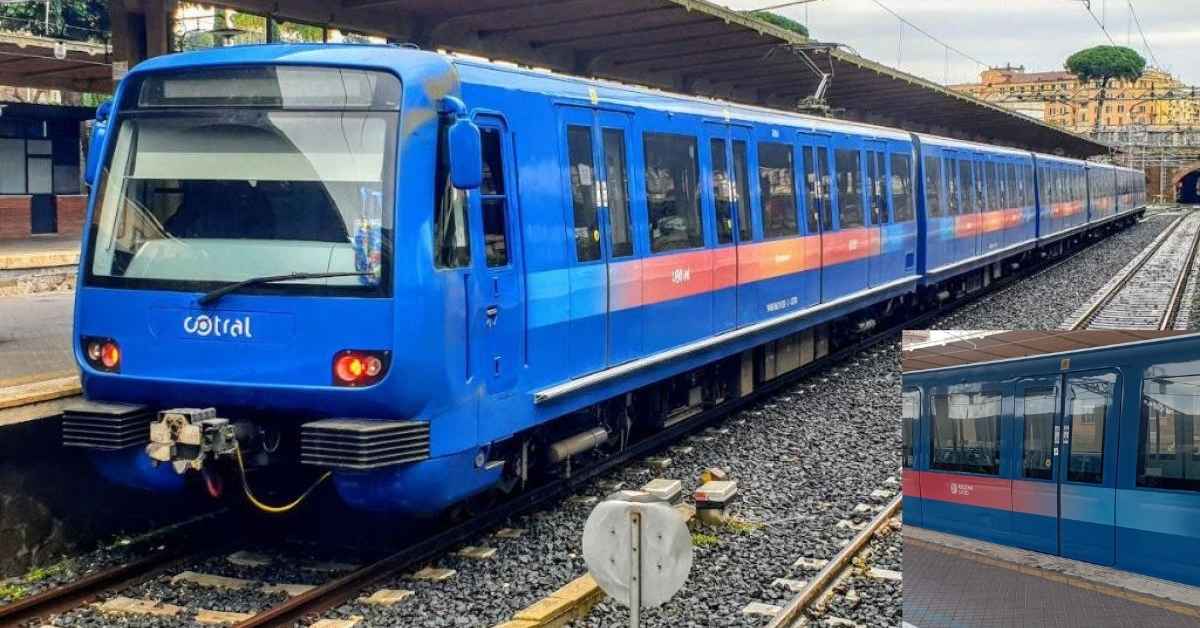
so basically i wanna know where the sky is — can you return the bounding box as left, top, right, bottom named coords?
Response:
left=716, top=0, right=1199, bottom=87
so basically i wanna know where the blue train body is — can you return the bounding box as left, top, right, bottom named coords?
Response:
left=71, top=44, right=1146, bottom=515
left=903, top=334, right=1200, bottom=587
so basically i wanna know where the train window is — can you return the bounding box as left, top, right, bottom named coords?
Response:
left=1138, top=374, right=1200, bottom=492
left=902, top=389, right=919, bottom=468
left=733, top=141, right=752, bottom=242
left=1065, top=373, right=1116, bottom=484
left=958, top=160, right=976, bottom=214
left=805, top=146, right=832, bottom=233
left=1006, top=164, right=1018, bottom=208
left=923, top=156, right=943, bottom=218
left=973, top=162, right=987, bottom=212
left=567, top=125, right=601, bottom=262
left=644, top=132, right=703, bottom=253
left=930, top=392, right=1001, bottom=476
left=985, top=162, right=1000, bottom=211
left=480, top=128, right=509, bottom=268
left=1021, top=387, right=1057, bottom=481
left=817, top=147, right=833, bottom=232
left=435, top=178, right=470, bottom=268
left=867, top=151, right=886, bottom=225
left=834, top=148, right=864, bottom=229
left=603, top=129, right=634, bottom=258
left=891, top=153, right=914, bottom=222
left=945, top=158, right=960, bottom=215
left=758, top=142, right=799, bottom=239
left=711, top=138, right=734, bottom=245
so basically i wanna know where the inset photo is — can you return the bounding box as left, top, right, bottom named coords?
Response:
left=902, top=330, right=1200, bottom=628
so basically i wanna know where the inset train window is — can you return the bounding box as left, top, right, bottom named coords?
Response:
left=923, top=156, right=943, bottom=218
left=758, top=141, right=798, bottom=239
left=834, top=148, right=863, bottom=229
left=891, top=153, right=914, bottom=223
left=1021, top=387, right=1057, bottom=481
left=711, top=138, right=734, bottom=244
left=733, top=140, right=752, bottom=242
left=1138, top=374, right=1200, bottom=492
left=1066, top=372, right=1116, bottom=484
left=603, top=129, right=634, bottom=258
left=567, top=125, right=600, bottom=262
left=480, top=128, right=509, bottom=268
left=644, top=132, right=703, bottom=253
left=930, top=391, right=1001, bottom=475
left=902, top=389, right=919, bottom=468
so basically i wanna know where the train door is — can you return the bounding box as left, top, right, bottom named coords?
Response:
left=703, top=122, right=738, bottom=333
left=560, top=106, right=606, bottom=375
left=729, top=126, right=756, bottom=325
left=596, top=111, right=642, bottom=365
left=824, top=137, right=870, bottom=300
left=470, top=118, right=525, bottom=397
left=1058, top=369, right=1120, bottom=566
left=799, top=135, right=830, bottom=307
left=865, top=142, right=888, bottom=287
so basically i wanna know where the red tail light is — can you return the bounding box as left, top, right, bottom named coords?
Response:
left=333, top=350, right=389, bottom=387
left=82, top=336, right=120, bottom=373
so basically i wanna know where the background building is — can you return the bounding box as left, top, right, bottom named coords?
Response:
left=951, top=64, right=1199, bottom=132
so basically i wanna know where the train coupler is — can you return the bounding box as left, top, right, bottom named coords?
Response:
left=146, top=407, right=243, bottom=474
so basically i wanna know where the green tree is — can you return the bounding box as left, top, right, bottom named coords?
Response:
left=0, top=0, right=108, bottom=42
left=749, top=11, right=809, bottom=38
left=1065, top=45, right=1146, bottom=131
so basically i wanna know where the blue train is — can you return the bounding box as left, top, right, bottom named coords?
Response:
left=66, top=44, right=1145, bottom=515
left=903, top=334, right=1200, bottom=587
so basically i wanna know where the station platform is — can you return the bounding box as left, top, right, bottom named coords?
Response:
left=904, top=527, right=1200, bottom=627
left=0, top=235, right=80, bottom=296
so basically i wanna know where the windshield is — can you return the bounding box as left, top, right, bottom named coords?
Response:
left=86, top=68, right=398, bottom=297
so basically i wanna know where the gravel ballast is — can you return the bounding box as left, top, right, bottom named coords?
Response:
left=306, top=343, right=903, bottom=628
left=934, top=214, right=1175, bottom=330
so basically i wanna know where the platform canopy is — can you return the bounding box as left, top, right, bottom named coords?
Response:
left=0, top=31, right=112, bottom=93
left=162, top=0, right=1111, bottom=158
left=901, top=330, right=1185, bottom=372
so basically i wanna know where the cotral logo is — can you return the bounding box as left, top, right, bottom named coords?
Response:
left=183, top=314, right=253, bottom=338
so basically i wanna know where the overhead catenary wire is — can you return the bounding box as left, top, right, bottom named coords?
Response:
left=1125, top=0, right=1160, bottom=67
left=866, top=0, right=991, bottom=71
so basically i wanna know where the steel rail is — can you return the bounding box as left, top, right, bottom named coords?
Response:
left=1160, top=217, right=1200, bottom=330
left=0, top=511, right=234, bottom=626
left=766, top=495, right=902, bottom=628
left=1070, top=212, right=1189, bottom=330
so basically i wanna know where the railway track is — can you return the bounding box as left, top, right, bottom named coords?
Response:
left=767, top=496, right=902, bottom=628
left=1065, top=210, right=1200, bottom=330
left=0, top=216, right=1145, bottom=627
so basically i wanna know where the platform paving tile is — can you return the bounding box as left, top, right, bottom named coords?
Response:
left=905, top=540, right=1198, bottom=627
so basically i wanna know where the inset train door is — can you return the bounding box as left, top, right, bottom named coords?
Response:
left=1011, top=370, right=1120, bottom=565
left=1058, top=369, right=1119, bottom=566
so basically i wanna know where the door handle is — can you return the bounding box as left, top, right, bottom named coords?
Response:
left=485, top=305, right=499, bottom=327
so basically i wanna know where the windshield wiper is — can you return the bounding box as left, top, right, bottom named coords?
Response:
left=198, top=271, right=374, bottom=306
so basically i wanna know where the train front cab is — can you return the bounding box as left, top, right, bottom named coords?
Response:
left=903, top=336, right=1200, bottom=587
